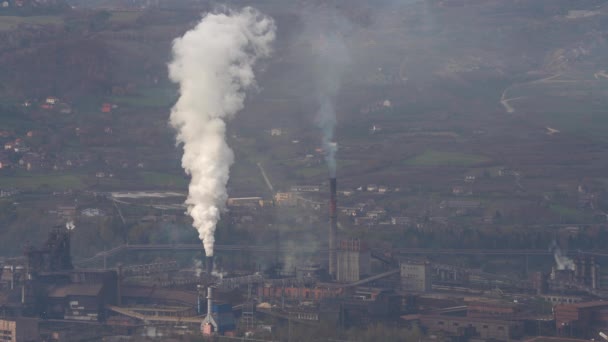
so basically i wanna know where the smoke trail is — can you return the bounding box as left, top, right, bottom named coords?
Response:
left=550, top=241, right=575, bottom=270
left=314, top=31, right=350, bottom=177
left=168, top=8, right=275, bottom=257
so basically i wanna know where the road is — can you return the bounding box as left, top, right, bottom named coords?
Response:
left=257, top=162, right=274, bottom=193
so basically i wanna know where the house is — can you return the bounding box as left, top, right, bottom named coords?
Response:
left=270, top=128, right=282, bottom=136
left=45, top=96, right=59, bottom=105
left=81, top=208, right=105, bottom=217
left=391, top=217, right=411, bottom=225
left=101, top=103, right=112, bottom=113
left=370, top=124, right=383, bottom=133
left=0, top=158, right=10, bottom=169
left=366, top=210, right=387, bottom=219
left=366, top=184, right=378, bottom=192
left=498, top=168, right=521, bottom=177
left=465, top=175, right=476, bottom=183
left=341, top=207, right=360, bottom=217
left=378, top=186, right=388, bottom=194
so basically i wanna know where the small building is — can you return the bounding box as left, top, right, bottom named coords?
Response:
left=420, top=315, right=523, bottom=341
left=101, top=103, right=113, bottom=113
left=0, top=318, right=39, bottom=342
left=226, top=197, right=263, bottom=208
left=391, top=217, right=411, bottom=226
left=81, top=208, right=105, bottom=217
left=270, top=128, right=282, bottom=136
left=45, top=97, right=59, bottom=105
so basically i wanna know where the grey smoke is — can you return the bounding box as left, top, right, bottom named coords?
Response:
left=168, top=8, right=275, bottom=257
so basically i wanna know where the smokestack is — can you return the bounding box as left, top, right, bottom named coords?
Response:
left=329, top=177, right=337, bottom=278
left=207, top=286, right=214, bottom=318
left=206, top=256, right=214, bottom=275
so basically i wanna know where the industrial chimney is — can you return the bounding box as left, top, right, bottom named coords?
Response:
left=206, top=256, right=214, bottom=275
left=329, top=177, right=337, bottom=278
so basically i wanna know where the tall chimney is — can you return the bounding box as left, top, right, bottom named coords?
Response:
left=207, top=286, right=213, bottom=317
left=206, top=256, right=214, bottom=275
left=329, top=177, right=337, bottom=278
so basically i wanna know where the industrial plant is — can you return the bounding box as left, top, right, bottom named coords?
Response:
left=0, top=178, right=605, bottom=341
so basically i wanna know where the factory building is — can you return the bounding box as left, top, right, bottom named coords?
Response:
left=420, top=315, right=524, bottom=341
left=400, top=260, right=431, bottom=292
left=336, top=239, right=370, bottom=283
left=554, top=301, right=608, bottom=338
left=0, top=317, right=38, bottom=342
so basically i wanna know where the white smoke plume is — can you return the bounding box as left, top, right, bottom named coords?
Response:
left=550, top=241, right=575, bottom=270
left=168, top=8, right=275, bottom=257
left=66, top=220, right=75, bottom=231
left=311, top=23, right=350, bottom=178
left=194, top=259, right=202, bottom=278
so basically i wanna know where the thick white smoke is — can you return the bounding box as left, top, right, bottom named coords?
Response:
left=168, top=8, right=275, bottom=257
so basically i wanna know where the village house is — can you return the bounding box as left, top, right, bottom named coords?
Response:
left=366, top=209, right=387, bottom=220
left=270, top=128, right=282, bottom=136
left=391, top=217, right=411, bottom=225
left=101, top=103, right=113, bottom=113
left=366, top=184, right=378, bottom=192
left=81, top=208, right=105, bottom=217
left=0, top=189, right=19, bottom=197
left=341, top=207, right=360, bottom=217
left=452, top=186, right=472, bottom=196
left=45, top=96, right=59, bottom=105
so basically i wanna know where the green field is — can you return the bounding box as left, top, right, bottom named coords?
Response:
left=0, top=172, right=85, bottom=190
left=139, top=171, right=188, bottom=188
left=110, top=87, right=177, bottom=108
left=0, top=15, right=63, bottom=31
left=405, top=150, right=489, bottom=167
left=109, top=11, right=141, bottom=24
